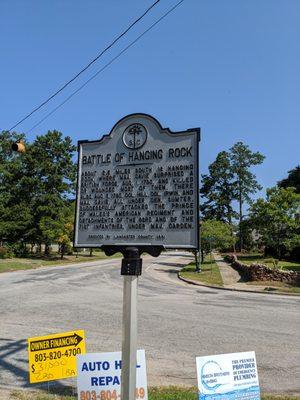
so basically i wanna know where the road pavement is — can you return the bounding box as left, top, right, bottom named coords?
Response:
left=0, top=252, right=299, bottom=394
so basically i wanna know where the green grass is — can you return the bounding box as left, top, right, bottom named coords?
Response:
left=0, top=251, right=121, bottom=273
left=236, top=253, right=300, bottom=272
left=180, top=256, right=223, bottom=286
left=7, top=388, right=300, bottom=400
left=246, top=280, right=300, bottom=294
left=149, top=386, right=196, bottom=399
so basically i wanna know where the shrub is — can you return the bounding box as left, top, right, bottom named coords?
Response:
left=10, top=243, right=30, bottom=257
left=0, top=246, right=14, bottom=259
left=65, top=242, right=73, bottom=255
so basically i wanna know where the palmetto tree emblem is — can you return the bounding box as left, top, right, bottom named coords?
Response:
left=123, top=123, right=147, bottom=149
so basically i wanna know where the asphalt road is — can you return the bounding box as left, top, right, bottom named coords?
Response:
left=0, top=252, right=299, bottom=394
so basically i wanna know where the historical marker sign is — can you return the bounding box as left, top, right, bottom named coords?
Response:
left=28, top=330, right=86, bottom=383
left=74, top=113, right=200, bottom=249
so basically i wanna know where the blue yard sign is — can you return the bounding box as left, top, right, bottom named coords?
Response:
left=76, top=350, right=148, bottom=400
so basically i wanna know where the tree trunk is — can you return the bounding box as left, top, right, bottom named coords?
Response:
left=89, top=248, right=93, bottom=257
left=231, top=227, right=236, bottom=253
left=227, top=213, right=236, bottom=253
left=201, top=249, right=204, bottom=263
left=44, top=243, right=50, bottom=257
left=61, top=244, right=65, bottom=259
left=239, top=185, right=243, bottom=252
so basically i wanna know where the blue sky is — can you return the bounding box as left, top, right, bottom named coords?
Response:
left=1, top=0, right=299, bottom=201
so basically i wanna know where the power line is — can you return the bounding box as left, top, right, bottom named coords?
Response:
left=26, top=0, right=185, bottom=134
left=8, top=0, right=161, bottom=132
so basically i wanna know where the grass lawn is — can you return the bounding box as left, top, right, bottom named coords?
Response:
left=246, top=280, right=300, bottom=294
left=0, top=251, right=121, bottom=273
left=7, top=388, right=300, bottom=400
left=180, top=256, right=223, bottom=286
left=236, top=253, right=300, bottom=272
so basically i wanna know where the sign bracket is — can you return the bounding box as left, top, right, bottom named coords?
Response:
left=102, top=245, right=164, bottom=259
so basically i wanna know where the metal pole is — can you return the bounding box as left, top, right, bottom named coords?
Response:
left=120, top=247, right=142, bottom=400
left=121, top=275, right=138, bottom=400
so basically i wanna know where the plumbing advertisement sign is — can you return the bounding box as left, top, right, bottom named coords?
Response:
left=77, top=349, right=148, bottom=400
left=196, top=351, right=260, bottom=400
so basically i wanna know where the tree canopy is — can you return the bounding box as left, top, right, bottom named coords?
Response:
left=201, top=141, right=265, bottom=250
left=278, top=165, right=300, bottom=194
left=248, top=187, right=300, bottom=259
left=200, top=219, right=235, bottom=261
left=0, top=130, right=76, bottom=256
left=200, top=151, right=237, bottom=224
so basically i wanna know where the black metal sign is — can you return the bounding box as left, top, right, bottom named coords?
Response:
left=74, top=113, right=200, bottom=253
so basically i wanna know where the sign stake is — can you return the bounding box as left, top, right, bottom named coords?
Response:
left=121, top=247, right=141, bottom=400
left=121, top=275, right=138, bottom=400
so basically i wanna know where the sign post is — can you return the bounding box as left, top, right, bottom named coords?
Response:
left=122, top=264, right=138, bottom=398
left=122, top=275, right=138, bottom=400
left=120, top=248, right=140, bottom=400
left=74, top=113, right=200, bottom=400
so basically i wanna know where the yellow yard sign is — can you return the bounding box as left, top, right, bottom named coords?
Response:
left=28, top=330, right=85, bottom=383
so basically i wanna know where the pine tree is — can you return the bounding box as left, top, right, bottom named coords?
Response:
left=230, top=142, right=265, bottom=250
left=278, top=166, right=300, bottom=193
left=200, top=151, right=237, bottom=224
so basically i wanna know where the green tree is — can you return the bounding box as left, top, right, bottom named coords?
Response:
left=200, top=220, right=235, bottom=262
left=56, top=201, right=74, bottom=259
left=278, top=165, right=300, bottom=194
left=0, top=130, right=76, bottom=255
left=248, top=187, right=300, bottom=259
left=26, top=130, right=76, bottom=254
left=0, top=131, right=33, bottom=245
left=39, top=203, right=74, bottom=258
left=200, top=151, right=237, bottom=224
left=230, top=142, right=265, bottom=250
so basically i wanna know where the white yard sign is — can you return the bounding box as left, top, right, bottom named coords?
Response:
left=77, top=350, right=148, bottom=400
left=196, top=351, right=260, bottom=400
left=74, top=113, right=200, bottom=249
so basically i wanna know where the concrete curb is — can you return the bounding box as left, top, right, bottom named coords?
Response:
left=178, top=272, right=300, bottom=297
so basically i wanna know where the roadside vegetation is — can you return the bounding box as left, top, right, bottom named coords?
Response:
left=7, top=388, right=300, bottom=400
left=236, top=253, right=300, bottom=272
left=0, top=131, right=77, bottom=261
left=180, top=256, right=223, bottom=286
left=234, top=252, right=300, bottom=293
left=200, top=148, right=299, bottom=290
